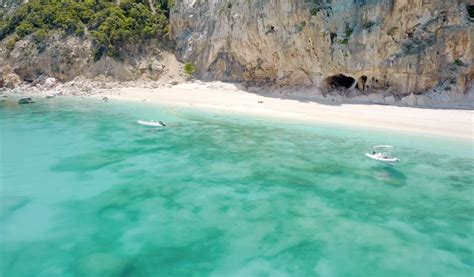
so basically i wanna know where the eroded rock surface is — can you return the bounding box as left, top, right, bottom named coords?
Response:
left=0, top=36, right=184, bottom=84
left=171, top=0, right=473, bottom=98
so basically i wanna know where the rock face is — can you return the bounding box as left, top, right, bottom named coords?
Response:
left=6, top=35, right=93, bottom=82
left=0, top=35, right=182, bottom=83
left=171, top=0, right=473, bottom=97
left=3, top=72, right=22, bottom=89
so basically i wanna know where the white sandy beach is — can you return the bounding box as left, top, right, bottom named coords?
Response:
left=90, top=82, right=474, bottom=140
left=5, top=80, right=472, bottom=139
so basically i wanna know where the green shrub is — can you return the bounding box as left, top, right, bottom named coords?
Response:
left=310, top=8, right=319, bottom=16
left=345, top=24, right=353, bottom=37
left=453, top=58, right=464, bottom=66
left=339, top=38, right=349, bottom=45
left=16, top=21, right=34, bottom=37
left=183, top=62, right=196, bottom=75
left=362, top=17, right=375, bottom=30
left=0, top=18, right=7, bottom=39
left=32, top=29, right=48, bottom=43
left=6, top=35, right=20, bottom=50
left=2, top=0, right=170, bottom=60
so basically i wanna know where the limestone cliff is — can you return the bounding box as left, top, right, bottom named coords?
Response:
left=0, top=34, right=184, bottom=86
left=171, top=0, right=473, bottom=98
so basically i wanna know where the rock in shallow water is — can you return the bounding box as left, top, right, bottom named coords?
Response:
left=18, top=97, right=35, bottom=104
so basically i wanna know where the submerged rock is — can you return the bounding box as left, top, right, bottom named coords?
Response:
left=0, top=196, right=31, bottom=219
left=75, top=253, right=129, bottom=276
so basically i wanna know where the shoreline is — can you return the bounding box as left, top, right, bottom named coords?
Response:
left=4, top=81, right=473, bottom=140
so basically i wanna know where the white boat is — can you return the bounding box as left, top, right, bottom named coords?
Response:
left=137, top=120, right=166, bottom=127
left=365, top=145, right=400, bottom=165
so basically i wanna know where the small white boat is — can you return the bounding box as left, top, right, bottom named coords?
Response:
left=137, top=120, right=166, bottom=127
left=365, top=145, right=400, bottom=165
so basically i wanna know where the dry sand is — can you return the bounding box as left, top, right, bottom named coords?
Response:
left=98, top=82, right=473, bottom=140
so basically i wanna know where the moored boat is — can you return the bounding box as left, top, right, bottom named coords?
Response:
left=137, top=120, right=166, bottom=127
left=366, top=145, right=400, bottom=165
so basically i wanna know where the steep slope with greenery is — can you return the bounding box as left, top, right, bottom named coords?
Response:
left=0, top=0, right=183, bottom=83
left=1, top=0, right=170, bottom=60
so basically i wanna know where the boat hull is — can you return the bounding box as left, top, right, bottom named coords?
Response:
left=365, top=153, right=400, bottom=165
left=137, top=120, right=165, bottom=127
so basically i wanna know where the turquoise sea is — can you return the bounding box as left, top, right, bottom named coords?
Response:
left=1, top=97, right=473, bottom=276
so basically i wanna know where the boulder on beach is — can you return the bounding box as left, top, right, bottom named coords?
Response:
left=44, top=77, right=57, bottom=88
left=401, top=93, right=417, bottom=106
left=18, top=97, right=35, bottom=104
left=150, top=59, right=164, bottom=73
left=5, top=73, right=22, bottom=89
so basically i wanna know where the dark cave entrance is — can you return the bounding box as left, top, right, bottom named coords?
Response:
left=467, top=4, right=474, bottom=19
left=324, top=74, right=356, bottom=89
left=355, top=75, right=368, bottom=90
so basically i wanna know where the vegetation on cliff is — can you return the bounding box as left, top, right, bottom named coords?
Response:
left=0, top=0, right=170, bottom=60
left=183, top=62, right=196, bottom=76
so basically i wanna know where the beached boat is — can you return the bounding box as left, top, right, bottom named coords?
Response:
left=365, top=145, right=400, bottom=165
left=137, top=120, right=166, bottom=127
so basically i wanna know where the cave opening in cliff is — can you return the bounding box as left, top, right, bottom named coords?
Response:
left=355, top=75, right=368, bottom=91
left=325, top=74, right=355, bottom=90
left=467, top=5, right=474, bottom=19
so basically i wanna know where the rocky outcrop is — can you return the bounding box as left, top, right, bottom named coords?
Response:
left=4, top=73, right=21, bottom=89
left=0, top=35, right=185, bottom=85
left=171, top=0, right=473, bottom=98
left=7, top=35, right=93, bottom=82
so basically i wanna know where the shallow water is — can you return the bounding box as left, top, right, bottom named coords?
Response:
left=1, top=97, right=473, bottom=276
